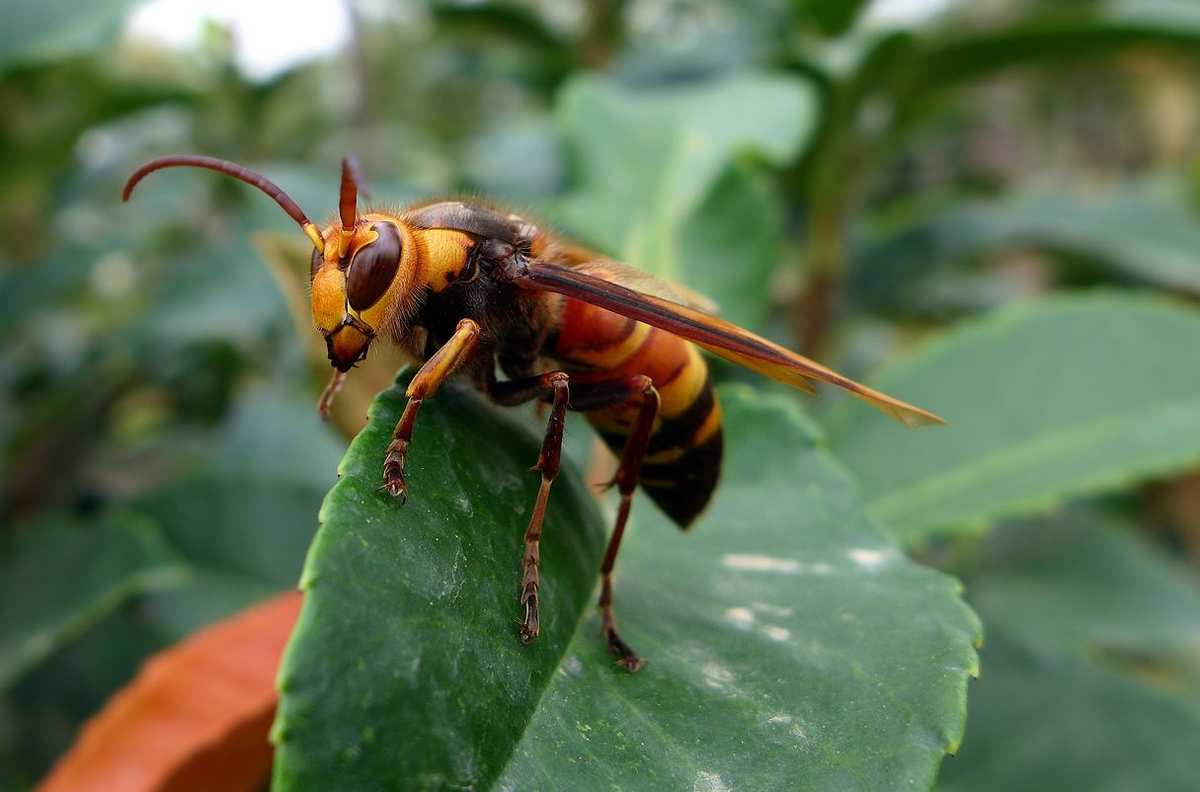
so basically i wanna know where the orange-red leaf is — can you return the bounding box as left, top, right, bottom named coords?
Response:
left=38, top=591, right=301, bottom=792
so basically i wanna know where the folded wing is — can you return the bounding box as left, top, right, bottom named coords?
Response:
left=512, top=261, right=943, bottom=427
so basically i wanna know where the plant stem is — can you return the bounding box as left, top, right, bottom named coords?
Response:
left=580, top=0, right=626, bottom=69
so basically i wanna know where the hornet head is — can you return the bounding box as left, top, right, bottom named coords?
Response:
left=123, top=154, right=415, bottom=415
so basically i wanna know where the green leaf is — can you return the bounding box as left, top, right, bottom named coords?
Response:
left=495, top=387, right=980, bottom=790
left=795, top=0, right=872, bottom=36
left=1104, top=0, right=1200, bottom=30
left=863, top=176, right=1200, bottom=297
left=801, top=8, right=1200, bottom=211
left=0, top=0, right=139, bottom=71
left=892, top=16, right=1200, bottom=122
left=430, top=1, right=575, bottom=88
left=1, top=601, right=173, bottom=784
left=271, top=374, right=607, bottom=789
left=555, top=73, right=815, bottom=276
left=828, top=294, right=1200, bottom=545
left=674, top=160, right=785, bottom=329
left=273, top=377, right=980, bottom=790
left=134, top=387, right=346, bottom=636
left=967, top=509, right=1200, bottom=660
left=0, top=388, right=342, bottom=781
left=943, top=633, right=1200, bottom=792
left=939, top=510, right=1200, bottom=791
left=0, top=514, right=188, bottom=691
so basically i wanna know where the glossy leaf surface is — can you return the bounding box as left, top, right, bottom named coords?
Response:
left=273, top=377, right=980, bottom=790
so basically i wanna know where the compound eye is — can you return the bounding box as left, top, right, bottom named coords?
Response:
left=346, top=222, right=402, bottom=310
left=309, top=247, right=323, bottom=281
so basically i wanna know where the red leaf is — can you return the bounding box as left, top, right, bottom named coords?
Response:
left=38, top=591, right=302, bottom=792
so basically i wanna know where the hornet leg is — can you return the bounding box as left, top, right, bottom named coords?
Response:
left=489, top=371, right=571, bottom=644
left=592, top=376, right=659, bottom=672
left=488, top=371, right=660, bottom=669
left=382, top=319, right=480, bottom=502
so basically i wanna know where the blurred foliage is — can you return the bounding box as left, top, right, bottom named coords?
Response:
left=829, top=294, right=1200, bottom=545
left=940, top=509, right=1200, bottom=791
left=2, top=0, right=1200, bottom=789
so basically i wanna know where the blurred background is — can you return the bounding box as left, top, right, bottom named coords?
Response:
left=3, top=0, right=1200, bottom=789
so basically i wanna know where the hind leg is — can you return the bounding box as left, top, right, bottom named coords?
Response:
left=592, top=376, right=659, bottom=671
left=488, top=372, right=659, bottom=670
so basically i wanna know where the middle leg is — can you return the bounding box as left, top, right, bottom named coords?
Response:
left=490, top=371, right=571, bottom=643
left=488, top=371, right=660, bottom=667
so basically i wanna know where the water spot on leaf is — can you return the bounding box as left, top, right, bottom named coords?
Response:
left=763, top=625, right=791, bottom=642
left=559, top=655, right=583, bottom=677
left=752, top=602, right=794, bottom=617
left=721, top=554, right=800, bottom=573
left=766, top=712, right=810, bottom=744
left=701, top=662, right=734, bottom=690
left=722, top=554, right=834, bottom=576
left=847, top=547, right=891, bottom=571
left=724, top=606, right=755, bottom=628
left=694, top=770, right=732, bottom=792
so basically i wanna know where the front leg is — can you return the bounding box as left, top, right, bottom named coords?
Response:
left=382, top=319, right=481, bottom=501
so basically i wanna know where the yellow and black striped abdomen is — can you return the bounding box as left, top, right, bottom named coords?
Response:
left=551, top=296, right=723, bottom=528
left=625, top=376, right=723, bottom=528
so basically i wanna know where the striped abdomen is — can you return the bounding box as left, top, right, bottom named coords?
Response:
left=549, top=296, right=723, bottom=528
